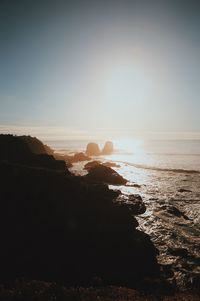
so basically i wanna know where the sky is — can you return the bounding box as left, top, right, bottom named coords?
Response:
left=0, top=0, right=200, bottom=140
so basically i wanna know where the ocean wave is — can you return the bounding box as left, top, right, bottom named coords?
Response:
left=118, top=161, right=200, bottom=174
left=114, top=150, right=200, bottom=156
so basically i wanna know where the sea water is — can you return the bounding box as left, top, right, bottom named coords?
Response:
left=44, top=138, right=200, bottom=288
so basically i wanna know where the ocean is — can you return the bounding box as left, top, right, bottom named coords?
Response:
left=44, top=138, right=200, bottom=288
left=44, top=138, right=200, bottom=172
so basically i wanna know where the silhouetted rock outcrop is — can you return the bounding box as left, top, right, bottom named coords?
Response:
left=84, top=161, right=120, bottom=171
left=84, top=160, right=101, bottom=170
left=55, top=152, right=91, bottom=166
left=85, top=164, right=127, bottom=185
left=72, top=152, right=91, bottom=162
left=117, top=194, right=146, bottom=215
left=0, top=134, right=160, bottom=287
left=103, top=161, right=120, bottom=168
left=86, top=143, right=100, bottom=156
left=20, top=135, right=50, bottom=154
left=102, top=141, right=114, bottom=155
left=0, top=134, right=67, bottom=172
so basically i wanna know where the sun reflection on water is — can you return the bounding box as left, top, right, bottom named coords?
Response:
left=104, top=138, right=156, bottom=171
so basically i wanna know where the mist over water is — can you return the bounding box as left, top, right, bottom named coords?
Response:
left=45, top=138, right=200, bottom=172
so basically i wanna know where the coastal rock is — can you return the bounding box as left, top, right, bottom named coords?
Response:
left=102, top=161, right=120, bottom=168
left=86, top=143, right=101, bottom=156
left=84, top=160, right=101, bottom=171
left=55, top=152, right=91, bottom=165
left=85, top=164, right=127, bottom=185
left=20, top=135, right=50, bottom=154
left=126, top=182, right=141, bottom=188
left=178, top=188, right=192, bottom=193
left=117, top=194, right=146, bottom=215
left=101, top=141, right=114, bottom=155
left=84, top=160, right=120, bottom=171
left=72, top=152, right=90, bottom=162
left=127, top=194, right=146, bottom=215
left=166, top=206, right=190, bottom=220
left=167, top=247, right=188, bottom=258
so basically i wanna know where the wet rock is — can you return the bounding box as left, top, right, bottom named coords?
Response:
left=126, top=183, right=141, bottom=188
left=72, top=152, right=91, bottom=162
left=102, top=161, right=120, bottom=168
left=84, top=160, right=101, bottom=171
left=168, top=247, right=189, bottom=258
left=117, top=194, right=146, bottom=215
left=85, top=164, right=127, bottom=185
left=127, top=194, right=146, bottom=215
left=178, top=188, right=192, bottom=193
left=101, top=141, right=114, bottom=155
left=58, top=152, right=91, bottom=165
left=166, top=206, right=190, bottom=220
left=190, top=273, right=200, bottom=291
left=84, top=161, right=120, bottom=171
left=160, top=264, right=174, bottom=278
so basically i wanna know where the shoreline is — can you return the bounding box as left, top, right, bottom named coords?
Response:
left=0, top=135, right=199, bottom=298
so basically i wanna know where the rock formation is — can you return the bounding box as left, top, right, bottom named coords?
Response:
left=85, top=164, right=127, bottom=185
left=86, top=142, right=101, bottom=156
left=0, top=134, right=160, bottom=287
left=84, top=160, right=101, bottom=170
left=101, top=141, right=114, bottom=155
left=0, top=134, right=67, bottom=172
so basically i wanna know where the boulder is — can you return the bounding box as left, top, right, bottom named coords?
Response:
left=85, top=164, right=127, bottom=185
left=166, top=206, right=189, bottom=220
left=102, top=161, right=120, bottom=168
left=84, top=160, right=101, bottom=171
left=84, top=161, right=120, bottom=171
left=55, top=152, right=91, bottom=165
left=178, top=188, right=192, bottom=193
left=167, top=247, right=188, bottom=258
left=0, top=134, right=68, bottom=172
left=127, top=194, right=146, bottom=215
left=101, top=141, right=114, bottom=155
left=126, top=183, right=141, bottom=188
left=117, top=194, right=146, bottom=215
left=86, top=143, right=101, bottom=156
left=72, top=152, right=90, bottom=162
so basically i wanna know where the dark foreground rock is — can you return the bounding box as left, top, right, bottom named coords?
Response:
left=0, top=134, right=67, bottom=172
left=84, top=160, right=101, bottom=170
left=0, top=135, right=159, bottom=287
left=85, top=164, right=127, bottom=185
left=1, top=280, right=199, bottom=301
left=117, top=194, right=146, bottom=215
left=86, top=143, right=101, bottom=156
left=84, top=161, right=120, bottom=171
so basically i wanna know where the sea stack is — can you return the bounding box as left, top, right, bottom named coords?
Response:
left=86, top=142, right=101, bottom=156
left=102, top=141, right=114, bottom=155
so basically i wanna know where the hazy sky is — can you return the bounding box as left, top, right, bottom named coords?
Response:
left=0, top=0, right=200, bottom=139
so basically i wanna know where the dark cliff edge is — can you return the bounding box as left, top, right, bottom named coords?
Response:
left=1, top=134, right=191, bottom=300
